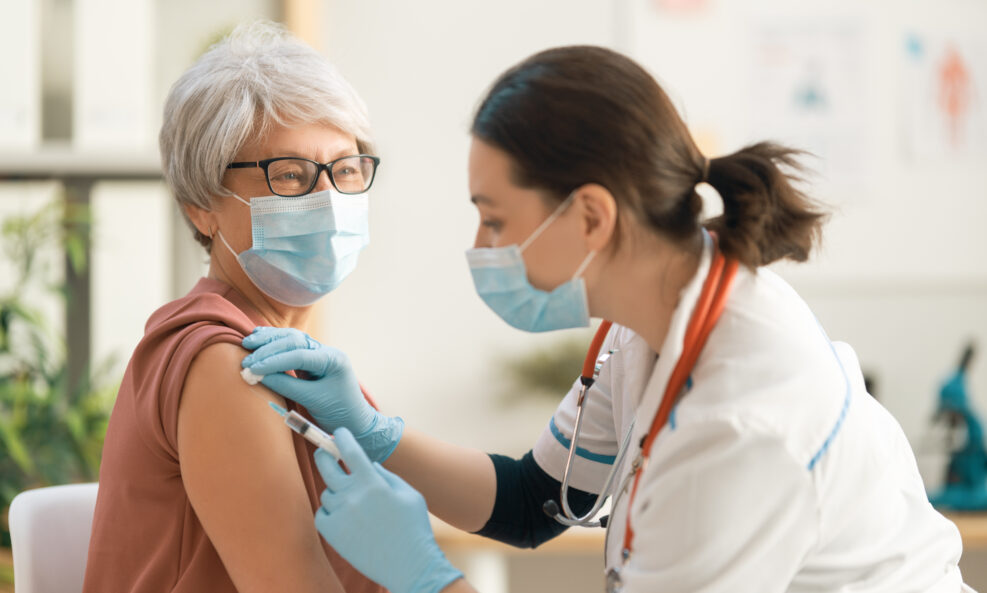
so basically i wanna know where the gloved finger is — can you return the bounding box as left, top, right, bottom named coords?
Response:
left=242, top=326, right=304, bottom=350
left=245, top=347, right=328, bottom=377
left=314, top=507, right=341, bottom=543
left=319, top=486, right=351, bottom=514
left=242, top=326, right=284, bottom=350
left=332, top=427, right=375, bottom=477
left=242, top=334, right=316, bottom=369
left=258, top=373, right=317, bottom=405
left=314, top=448, right=349, bottom=493
left=242, top=333, right=310, bottom=365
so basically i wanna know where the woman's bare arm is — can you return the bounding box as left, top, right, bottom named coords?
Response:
left=178, top=342, right=343, bottom=593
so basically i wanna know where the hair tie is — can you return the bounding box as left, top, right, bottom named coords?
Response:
left=701, top=157, right=710, bottom=183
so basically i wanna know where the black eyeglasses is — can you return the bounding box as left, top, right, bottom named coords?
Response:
left=226, top=154, right=380, bottom=197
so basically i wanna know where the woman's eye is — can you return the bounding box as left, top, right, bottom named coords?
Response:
left=481, top=220, right=502, bottom=231
left=269, top=166, right=307, bottom=185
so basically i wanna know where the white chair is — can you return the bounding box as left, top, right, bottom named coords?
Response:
left=9, top=483, right=99, bottom=593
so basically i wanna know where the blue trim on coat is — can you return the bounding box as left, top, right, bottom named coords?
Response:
left=807, top=341, right=853, bottom=471
left=549, top=417, right=617, bottom=465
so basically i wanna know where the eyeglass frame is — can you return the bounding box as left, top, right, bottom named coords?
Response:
left=226, top=154, right=381, bottom=197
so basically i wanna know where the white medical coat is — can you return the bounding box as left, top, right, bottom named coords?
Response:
left=532, top=234, right=970, bottom=592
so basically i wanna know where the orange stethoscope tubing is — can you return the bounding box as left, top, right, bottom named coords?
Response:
left=621, top=246, right=738, bottom=556
left=581, top=319, right=615, bottom=379
left=565, top=242, right=738, bottom=554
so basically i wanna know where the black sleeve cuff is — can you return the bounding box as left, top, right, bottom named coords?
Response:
left=473, top=450, right=599, bottom=548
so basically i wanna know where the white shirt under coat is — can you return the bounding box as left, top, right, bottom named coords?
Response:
left=532, top=233, right=971, bottom=592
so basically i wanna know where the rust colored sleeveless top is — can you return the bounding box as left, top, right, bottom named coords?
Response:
left=83, top=278, right=384, bottom=593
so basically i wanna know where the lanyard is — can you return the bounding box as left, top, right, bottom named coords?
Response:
left=620, top=246, right=738, bottom=558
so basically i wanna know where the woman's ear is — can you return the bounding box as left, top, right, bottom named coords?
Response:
left=184, top=203, right=217, bottom=239
left=574, top=183, right=618, bottom=252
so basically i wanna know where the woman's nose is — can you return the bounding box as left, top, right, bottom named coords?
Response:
left=473, top=226, right=495, bottom=249
left=314, top=170, right=333, bottom=193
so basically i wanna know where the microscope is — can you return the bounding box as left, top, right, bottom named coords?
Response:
left=928, top=343, right=987, bottom=511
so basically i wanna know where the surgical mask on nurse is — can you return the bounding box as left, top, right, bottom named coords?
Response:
left=466, top=192, right=597, bottom=333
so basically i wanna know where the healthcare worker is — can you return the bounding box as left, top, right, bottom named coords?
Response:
left=240, top=46, right=972, bottom=593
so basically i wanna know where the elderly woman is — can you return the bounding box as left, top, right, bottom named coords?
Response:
left=82, top=22, right=388, bottom=593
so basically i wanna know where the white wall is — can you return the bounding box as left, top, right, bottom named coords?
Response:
left=320, top=0, right=619, bottom=454
left=318, top=0, right=987, bottom=467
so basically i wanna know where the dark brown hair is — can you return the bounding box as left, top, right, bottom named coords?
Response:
left=470, top=45, right=825, bottom=268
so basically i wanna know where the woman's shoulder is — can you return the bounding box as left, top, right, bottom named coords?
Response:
left=715, top=265, right=836, bottom=368
left=119, top=279, right=259, bottom=452
left=143, top=277, right=257, bottom=341
left=682, top=265, right=860, bottom=465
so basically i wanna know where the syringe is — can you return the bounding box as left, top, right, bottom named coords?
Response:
left=269, top=402, right=341, bottom=459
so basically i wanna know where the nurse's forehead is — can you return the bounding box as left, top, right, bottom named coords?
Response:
left=468, top=138, right=515, bottom=185
left=468, top=167, right=521, bottom=209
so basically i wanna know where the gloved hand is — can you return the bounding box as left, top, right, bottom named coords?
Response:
left=241, top=327, right=404, bottom=462
left=314, top=428, right=464, bottom=593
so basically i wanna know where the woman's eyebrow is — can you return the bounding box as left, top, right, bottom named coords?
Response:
left=470, top=194, right=494, bottom=205
left=266, top=146, right=361, bottom=161
left=327, top=146, right=361, bottom=160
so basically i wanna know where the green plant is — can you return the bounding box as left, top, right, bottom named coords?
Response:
left=497, top=330, right=597, bottom=405
left=0, top=198, right=117, bottom=549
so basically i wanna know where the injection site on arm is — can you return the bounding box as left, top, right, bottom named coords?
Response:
left=241, top=367, right=264, bottom=385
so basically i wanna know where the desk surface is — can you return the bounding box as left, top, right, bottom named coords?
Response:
left=945, top=513, right=987, bottom=547
left=432, top=518, right=605, bottom=556
left=434, top=512, right=987, bottom=555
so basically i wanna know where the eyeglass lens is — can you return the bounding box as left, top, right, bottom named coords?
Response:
left=267, top=156, right=376, bottom=196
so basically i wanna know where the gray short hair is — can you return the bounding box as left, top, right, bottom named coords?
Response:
left=159, top=20, right=375, bottom=251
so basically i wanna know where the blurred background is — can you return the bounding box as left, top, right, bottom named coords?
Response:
left=0, top=0, right=985, bottom=591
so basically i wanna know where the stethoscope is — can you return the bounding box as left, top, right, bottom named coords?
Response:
left=542, top=237, right=739, bottom=554
left=541, top=319, right=635, bottom=528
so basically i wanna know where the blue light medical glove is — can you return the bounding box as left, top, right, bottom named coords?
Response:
left=314, top=428, right=464, bottom=593
left=241, top=327, right=404, bottom=462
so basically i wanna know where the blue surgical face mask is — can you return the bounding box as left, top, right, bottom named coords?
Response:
left=216, top=188, right=369, bottom=307
left=466, top=195, right=596, bottom=333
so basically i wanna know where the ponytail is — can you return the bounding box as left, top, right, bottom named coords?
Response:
left=470, top=46, right=827, bottom=269
left=704, top=142, right=826, bottom=268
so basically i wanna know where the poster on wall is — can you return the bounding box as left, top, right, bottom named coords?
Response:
left=901, top=32, right=987, bottom=161
left=746, top=22, right=869, bottom=193
left=651, top=0, right=710, bottom=16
